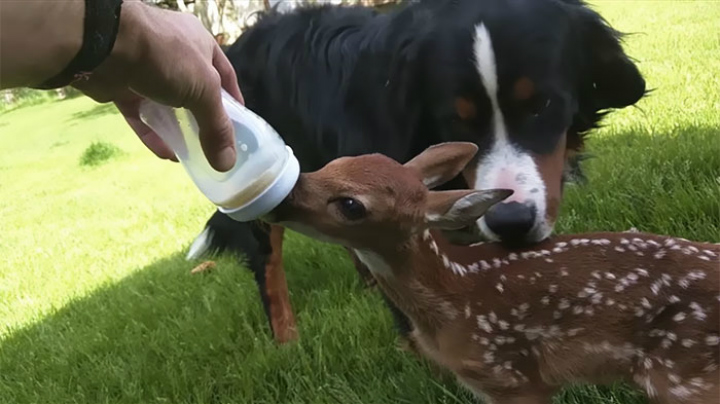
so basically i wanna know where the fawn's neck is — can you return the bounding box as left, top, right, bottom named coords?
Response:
left=353, top=229, right=494, bottom=332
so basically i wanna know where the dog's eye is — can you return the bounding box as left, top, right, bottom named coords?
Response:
left=528, top=97, right=551, bottom=117
left=335, top=198, right=367, bottom=221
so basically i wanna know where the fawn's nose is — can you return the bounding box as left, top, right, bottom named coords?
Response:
left=263, top=176, right=305, bottom=223
left=484, top=202, right=536, bottom=243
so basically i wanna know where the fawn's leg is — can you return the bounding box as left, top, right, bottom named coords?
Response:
left=257, top=223, right=298, bottom=343
left=379, top=291, right=422, bottom=357
left=345, top=247, right=377, bottom=288
left=344, top=249, right=421, bottom=357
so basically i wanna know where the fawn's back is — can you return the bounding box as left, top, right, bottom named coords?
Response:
left=418, top=229, right=720, bottom=396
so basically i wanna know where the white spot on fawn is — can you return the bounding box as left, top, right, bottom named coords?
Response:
left=477, top=315, right=493, bottom=333
left=669, top=385, right=693, bottom=399
left=690, top=302, right=707, bottom=320
left=673, top=312, right=686, bottom=322
left=489, top=312, right=498, bottom=323
left=635, top=268, right=649, bottom=277
left=641, top=297, right=652, bottom=309
left=567, top=328, right=584, bottom=337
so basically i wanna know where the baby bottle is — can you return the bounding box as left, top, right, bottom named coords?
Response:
left=138, top=90, right=300, bottom=222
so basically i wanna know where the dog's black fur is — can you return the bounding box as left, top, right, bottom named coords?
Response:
left=188, top=0, right=646, bottom=341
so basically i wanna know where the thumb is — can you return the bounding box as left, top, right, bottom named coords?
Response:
left=186, top=76, right=237, bottom=172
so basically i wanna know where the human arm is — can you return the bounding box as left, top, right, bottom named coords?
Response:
left=0, top=0, right=243, bottom=172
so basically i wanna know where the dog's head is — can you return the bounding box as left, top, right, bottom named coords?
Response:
left=397, top=0, right=645, bottom=246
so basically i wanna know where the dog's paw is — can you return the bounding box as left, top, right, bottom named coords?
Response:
left=190, top=260, right=216, bottom=274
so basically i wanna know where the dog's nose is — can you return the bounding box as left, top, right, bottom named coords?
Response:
left=484, top=201, right=536, bottom=243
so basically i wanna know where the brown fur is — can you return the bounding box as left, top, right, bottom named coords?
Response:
left=265, top=225, right=298, bottom=343
left=267, top=142, right=720, bottom=404
left=513, top=77, right=536, bottom=102
left=533, top=132, right=567, bottom=222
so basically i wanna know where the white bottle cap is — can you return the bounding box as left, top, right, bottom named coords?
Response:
left=217, top=145, right=300, bottom=222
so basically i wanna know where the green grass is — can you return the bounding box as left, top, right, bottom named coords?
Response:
left=1, top=2, right=719, bottom=403
left=79, top=141, right=125, bottom=167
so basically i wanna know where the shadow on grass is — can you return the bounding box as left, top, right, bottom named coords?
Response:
left=2, top=125, right=717, bottom=404
left=67, top=103, right=118, bottom=122
left=0, top=252, right=260, bottom=403
left=557, top=123, right=720, bottom=240
left=0, top=241, right=441, bottom=404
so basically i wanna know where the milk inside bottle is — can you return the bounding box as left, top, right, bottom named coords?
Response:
left=138, top=90, right=300, bottom=222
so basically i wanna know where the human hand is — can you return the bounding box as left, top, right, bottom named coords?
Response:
left=72, top=1, right=243, bottom=172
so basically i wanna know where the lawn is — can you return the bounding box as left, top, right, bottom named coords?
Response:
left=1, top=2, right=719, bottom=403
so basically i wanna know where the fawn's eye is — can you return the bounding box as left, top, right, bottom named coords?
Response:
left=335, top=197, right=367, bottom=221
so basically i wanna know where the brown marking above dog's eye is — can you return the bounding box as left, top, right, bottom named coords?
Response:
left=454, top=97, right=477, bottom=120
left=513, top=77, right=535, bottom=101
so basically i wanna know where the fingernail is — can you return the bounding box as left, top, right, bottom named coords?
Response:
left=216, top=145, right=236, bottom=172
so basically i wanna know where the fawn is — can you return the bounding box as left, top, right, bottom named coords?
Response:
left=264, top=142, right=719, bottom=404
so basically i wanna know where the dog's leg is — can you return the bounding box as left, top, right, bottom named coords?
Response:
left=246, top=238, right=274, bottom=335
left=262, top=224, right=298, bottom=343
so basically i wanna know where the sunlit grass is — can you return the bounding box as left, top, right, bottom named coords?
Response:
left=0, top=2, right=718, bottom=403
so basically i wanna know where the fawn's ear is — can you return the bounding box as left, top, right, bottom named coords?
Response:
left=425, top=189, right=513, bottom=230
left=405, top=142, right=479, bottom=189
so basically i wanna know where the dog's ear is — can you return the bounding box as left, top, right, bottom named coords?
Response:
left=577, top=7, right=646, bottom=109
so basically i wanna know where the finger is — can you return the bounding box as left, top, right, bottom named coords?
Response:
left=114, top=97, right=178, bottom=162
left=212, top=45, right=244, bottom=105
left=185, top=72, right=236, bottom=172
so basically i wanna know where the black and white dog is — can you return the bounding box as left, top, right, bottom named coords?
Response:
left=186, top=0, right=646, bottom=344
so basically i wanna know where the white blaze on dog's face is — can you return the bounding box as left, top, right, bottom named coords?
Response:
left=466, top=24, right=561, bottom=245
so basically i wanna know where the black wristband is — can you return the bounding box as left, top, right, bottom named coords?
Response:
left=34, top=0, right=124, bottom=89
